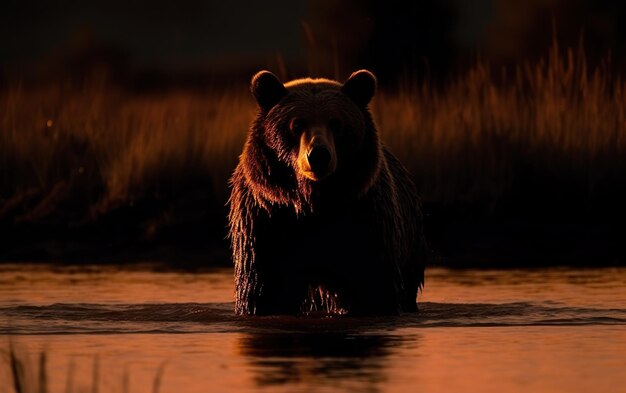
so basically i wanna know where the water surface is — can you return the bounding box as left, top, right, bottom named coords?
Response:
left=1, top=264, right=625, bottom=393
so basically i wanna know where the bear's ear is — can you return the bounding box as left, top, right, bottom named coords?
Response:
left=341, top=70, right=377, bottom=107
left=250, top=71, right=287, bottom=111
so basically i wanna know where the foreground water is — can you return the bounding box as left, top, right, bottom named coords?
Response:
left=0, top=265, right=625, bottom=393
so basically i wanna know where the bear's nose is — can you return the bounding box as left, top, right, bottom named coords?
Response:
left=307, top=145, right=332, bottom=174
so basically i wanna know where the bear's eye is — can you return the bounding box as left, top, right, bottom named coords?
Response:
left=328, top=118, right=343, bottom=134
left=290, top=118, right=305, bottom=134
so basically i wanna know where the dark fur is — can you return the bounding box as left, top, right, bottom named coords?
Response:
left=228, top=71, right=425, bottom=315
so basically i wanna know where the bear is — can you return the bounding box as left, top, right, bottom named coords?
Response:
left=228, top=69, right=426, bottom=316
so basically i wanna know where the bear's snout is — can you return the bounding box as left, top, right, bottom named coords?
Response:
left=298, top=130, right=337, bottom=181
left=307, top=144, right=332, bottom=174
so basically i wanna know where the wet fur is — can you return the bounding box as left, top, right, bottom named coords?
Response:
left=229, top=74, right=425, bottom=315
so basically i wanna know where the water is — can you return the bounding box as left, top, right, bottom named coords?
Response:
left=1, top=264, right=625, bottom=393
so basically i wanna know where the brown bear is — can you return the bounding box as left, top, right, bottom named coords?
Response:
left=228, top=70, right=425, bottom=316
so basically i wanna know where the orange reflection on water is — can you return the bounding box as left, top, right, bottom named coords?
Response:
left=4, top=327, right=625, bottom=393
left=1, top=265, right=625, bottom=393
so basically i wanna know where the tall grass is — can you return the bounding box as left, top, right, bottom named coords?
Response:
left=1, top=81, right=251, bottom=221
left=2, top=344, right=166, bottom=393
left=375, top=42, right=626, bottom=209
left=1, top=42, right=625, bottom=244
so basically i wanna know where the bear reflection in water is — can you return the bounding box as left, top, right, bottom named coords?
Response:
left=238, top=332, right=407, bottom=386
left=228, top=70, right=426, bottom=316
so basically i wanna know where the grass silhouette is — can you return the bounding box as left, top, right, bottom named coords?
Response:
left=3, top=344, right=167, bottom=393
left=1, top=41, right=625, bottom=263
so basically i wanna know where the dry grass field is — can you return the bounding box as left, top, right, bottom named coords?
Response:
left=2, top=43, right=625, bottom=263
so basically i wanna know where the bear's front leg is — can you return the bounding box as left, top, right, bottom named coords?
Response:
left=252, top=274, right=309, bottom=315
left=238, top=238, right=310, bottom=315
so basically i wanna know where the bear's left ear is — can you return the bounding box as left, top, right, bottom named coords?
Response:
left=250, top=70, right=288, bottom=111
left=341, top=70, right=377, bottom=107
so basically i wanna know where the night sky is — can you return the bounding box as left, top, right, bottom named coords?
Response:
left=0, top=1, right=306, bottom=66
left=2, top=0, right=626, bottom=84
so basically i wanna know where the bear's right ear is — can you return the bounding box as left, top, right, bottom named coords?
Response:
left=250, top=71, right=287, bottom=111
left=341, top=70, right=377, bottom=107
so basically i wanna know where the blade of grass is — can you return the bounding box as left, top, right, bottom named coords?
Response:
left=9, top=344, right=24, bottom=393
left=38, top=352, right=47, bottom=393
left=152, top=360, right=168, bottom=393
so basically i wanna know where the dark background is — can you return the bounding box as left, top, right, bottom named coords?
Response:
left=2, top=0, right=626, bottom=266
left=3, top=0, right=626, bottom=88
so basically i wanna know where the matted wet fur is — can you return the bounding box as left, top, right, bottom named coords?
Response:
left=228, top=70, right=426, bottom=316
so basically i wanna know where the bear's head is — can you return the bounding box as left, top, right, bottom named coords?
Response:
left=241, top=70, right=382, bottom=212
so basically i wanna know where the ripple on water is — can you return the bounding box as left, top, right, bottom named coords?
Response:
left=1, top=300, right=625, bottom=335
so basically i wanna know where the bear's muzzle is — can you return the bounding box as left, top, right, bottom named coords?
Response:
left=307, top=144, right=332, bottom=175
left=298, top=128, right=337, bottom=181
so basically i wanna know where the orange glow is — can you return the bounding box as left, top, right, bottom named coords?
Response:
left=1, top=266, right=625, bottom=393
left=2, top=44, right=624, bottom=221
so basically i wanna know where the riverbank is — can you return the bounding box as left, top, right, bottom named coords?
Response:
left=2, top=45, right=626, bottom=266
